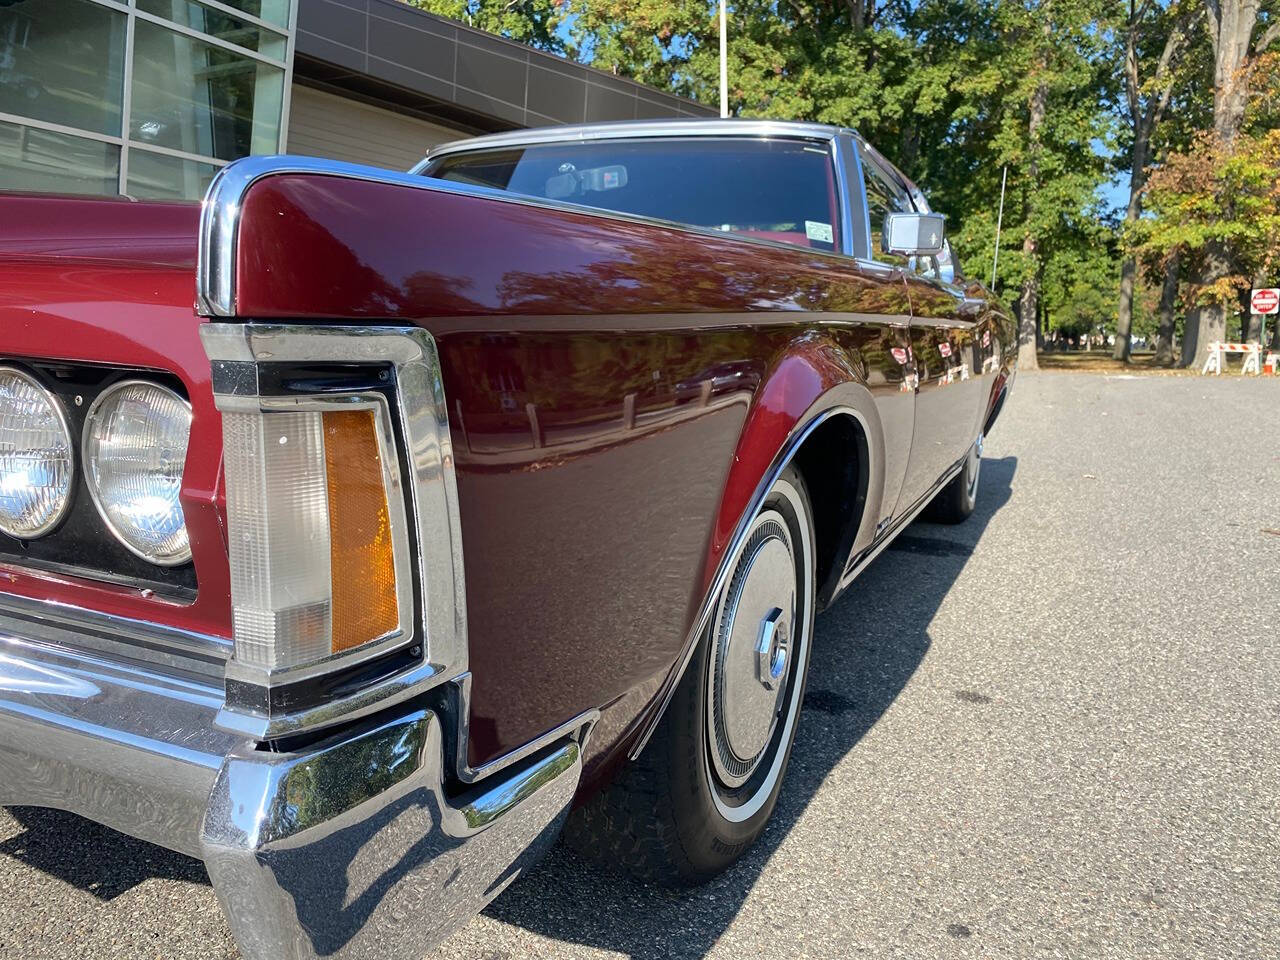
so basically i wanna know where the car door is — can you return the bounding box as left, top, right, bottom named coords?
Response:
left=857, top=145, right=985, bottom=515
left=838, top=134, right=914, bottom=534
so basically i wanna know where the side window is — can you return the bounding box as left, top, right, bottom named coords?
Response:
left=859, top=147, right=913, bottom=267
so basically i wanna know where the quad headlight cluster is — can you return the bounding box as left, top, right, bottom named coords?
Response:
left=0, top=367, right=192, bottom=567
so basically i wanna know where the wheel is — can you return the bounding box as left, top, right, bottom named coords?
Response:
left=565, top=465, right=816, bottom=884
left=923, top=435, right=981, bottom=524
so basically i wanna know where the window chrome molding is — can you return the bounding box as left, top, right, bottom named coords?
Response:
left=197, top=150, right=870, bottom=318
left=200, top=323, right=467, bottom=740
left=417, top=118, right=860, bottom=168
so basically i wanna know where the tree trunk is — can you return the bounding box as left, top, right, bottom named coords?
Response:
left=1154, top=251, right=1180, bottom=366
left=1114, top=256, right=1138, bottom=362
left=1244, top=312, right=1263, bottom=342
left=1018, top=258, right=1042, bottom=370
left=1190, top=239, right=1233, bottom=368
left=1113, top=153, right=1148, bottom=361
left=1189, top=0, right=1263, bottom=364
left=1017, top=77, right=1048, bottom=373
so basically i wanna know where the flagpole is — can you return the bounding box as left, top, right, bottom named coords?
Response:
left=719, top=0, right=728, bottom=118
left=991, top=165, right=1008, bottom=291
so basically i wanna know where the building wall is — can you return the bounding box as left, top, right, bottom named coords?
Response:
left=286, top=85, right=467, bottom=172
left=0, top=0, right=296, bottom=200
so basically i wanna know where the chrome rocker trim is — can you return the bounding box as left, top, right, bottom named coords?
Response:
left=0, top=620, right=583, bottom=960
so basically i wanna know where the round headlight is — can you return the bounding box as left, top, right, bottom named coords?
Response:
left=0, top=367, right=75, bottom=539
left=83, top=380, right=193, bottom=566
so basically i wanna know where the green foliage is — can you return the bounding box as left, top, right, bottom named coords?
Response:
left=1132, top=54, right=1280, bottom=306
left=406, top=0, right=1279, bottom=346
left=406, top=0, right=568, bottom=53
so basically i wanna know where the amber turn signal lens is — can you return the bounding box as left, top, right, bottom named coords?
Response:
left=323, top=409, right=399, bottom=654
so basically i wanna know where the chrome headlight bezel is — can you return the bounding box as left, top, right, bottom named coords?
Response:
left=81, top=378, right=194, bottom=567
left=0, top=365, right=76, bottom=540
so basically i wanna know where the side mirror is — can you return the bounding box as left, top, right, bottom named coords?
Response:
left=882, top=212, right=946, bottom=256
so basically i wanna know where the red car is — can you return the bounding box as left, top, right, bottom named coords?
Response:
left=0, top=119, right=1014, bottom=959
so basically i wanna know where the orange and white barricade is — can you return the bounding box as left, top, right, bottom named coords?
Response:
left=1202, top=341, right=1261, bottom=375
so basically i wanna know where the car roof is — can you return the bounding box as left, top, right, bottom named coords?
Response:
left=418, top=118, right=861, bottom=169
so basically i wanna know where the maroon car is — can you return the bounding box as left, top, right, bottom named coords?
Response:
left=0, top=119, right=1014, bottom=959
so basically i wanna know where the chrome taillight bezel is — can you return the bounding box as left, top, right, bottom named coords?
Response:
left=201, top=323, right=467, bottom=740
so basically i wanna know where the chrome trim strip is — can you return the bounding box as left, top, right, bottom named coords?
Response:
left=448, top=672, right=599, bottom=785
left=418, top=118, right=856, bottom=164
left=200, top=324, right=467, bottom=739
left=628, top=404, right=875, bottom=761
left=0, top=591, right=231, bottom=666
left=837, top=456, right=966, bottom=592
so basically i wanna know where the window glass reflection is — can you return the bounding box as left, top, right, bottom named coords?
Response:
left=130, top=18, right=284, bottom=162
left=0, top=120, right=118, bottom=194
left=0, top=0, right=126, bottom=136
left=136, top=0, right=288, bottom=59
left=126, top=148, right=219, bottom=200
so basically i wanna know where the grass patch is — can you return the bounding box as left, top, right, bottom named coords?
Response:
left=1035, top=350, right=1272, bottom=376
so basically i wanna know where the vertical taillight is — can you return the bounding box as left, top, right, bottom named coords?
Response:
left=200, top=323, right=468, bottom=738
left=221, top=401, right=410, bottom=673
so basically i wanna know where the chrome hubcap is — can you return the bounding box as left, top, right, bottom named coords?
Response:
left=708, top=512, right=796, bottom=789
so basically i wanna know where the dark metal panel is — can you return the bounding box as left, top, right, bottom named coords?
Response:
left=527, top=64, right=587, bottom=123
left=455, top=43, right=529, bottom=109
left=584, top=82, right=637, bottom=123
left=297, top=0, right=369, bottom=52
left=292, top=0, right=714, bottom=134
left=368, top=15, right=455, bottom=77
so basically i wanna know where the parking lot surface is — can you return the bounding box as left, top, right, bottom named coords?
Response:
left=1, top=371, right=1277, bottom=959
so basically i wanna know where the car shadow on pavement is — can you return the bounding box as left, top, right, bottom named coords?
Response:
left=0, top=457, right=1015, bottom=959
left=0, top=806, right=208, bottom=900
left=481, top=455, right=1017, bottom=960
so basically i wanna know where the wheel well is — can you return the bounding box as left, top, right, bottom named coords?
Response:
left=790, top=414, right=868, bottom=607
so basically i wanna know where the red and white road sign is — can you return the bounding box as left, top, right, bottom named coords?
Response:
left=1250, top=287, right=1279, bottom=315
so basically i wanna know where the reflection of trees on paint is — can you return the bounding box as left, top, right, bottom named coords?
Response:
left=494, top=222, right=913, bottom=318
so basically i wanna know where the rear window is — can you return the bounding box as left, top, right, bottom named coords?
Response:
left=422, top=137, right=841, bottom=253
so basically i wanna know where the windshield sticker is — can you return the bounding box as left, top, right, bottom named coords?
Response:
left=805, top=221, right=834, bottom=244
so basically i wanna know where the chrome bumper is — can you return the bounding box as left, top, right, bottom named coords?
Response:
left=0, top=623, right=580, bottom=960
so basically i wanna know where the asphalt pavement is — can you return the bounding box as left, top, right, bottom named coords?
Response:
left=2, top=371, right=1277, bottom=959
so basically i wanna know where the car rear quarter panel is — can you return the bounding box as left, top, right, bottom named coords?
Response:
left=226, top=173, right=920, bottom=780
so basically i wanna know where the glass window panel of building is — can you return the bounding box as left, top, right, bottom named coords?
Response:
left=0, top=0, right=292, bottom=200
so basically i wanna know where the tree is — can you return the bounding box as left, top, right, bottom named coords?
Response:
left=1111, top=0, right=1200, bottom=362
left=1180, top=0, right=1280, bottom=366
left=429, top=0, right=1118, bottom=373
left=1134, top=51, right=1280, bottom=358
left=406, top=0, right=569, bottom=53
